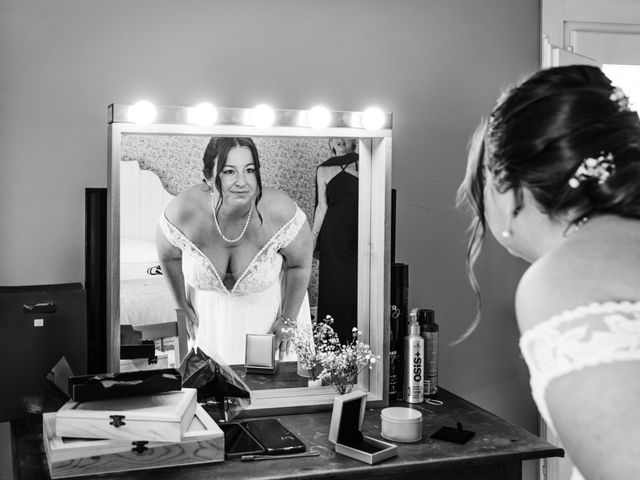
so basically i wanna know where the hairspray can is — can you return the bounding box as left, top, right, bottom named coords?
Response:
left=391, top=263, right=408, bottom=400
left=419, top=309, right=439, bottom=397
left=403, top=308, right=424, bottom=403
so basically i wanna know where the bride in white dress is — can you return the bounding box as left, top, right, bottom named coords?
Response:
left=458, top=65, right=640, bottom=480
left=156, top=137, right=313, bottom=366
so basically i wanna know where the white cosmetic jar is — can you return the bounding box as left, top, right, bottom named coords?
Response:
left=380, top=407, right=423, bottom=443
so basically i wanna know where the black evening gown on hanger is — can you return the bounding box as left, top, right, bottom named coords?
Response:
left=316, top=160, right=358, bottom=344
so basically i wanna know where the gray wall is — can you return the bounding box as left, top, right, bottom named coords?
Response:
left=0, top=0, right=539, bottom=475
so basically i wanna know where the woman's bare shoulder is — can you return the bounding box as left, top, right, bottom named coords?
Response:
left=164, top=184, right=209, bottom=227
left=316, top=165, right=339, bottom=181
left=515, top=234, right=640, bottom=332
left=259, top=188, right=297, bottom=225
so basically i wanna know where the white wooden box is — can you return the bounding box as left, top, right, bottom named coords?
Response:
left=55, top=388, right=197, bottom=443
left=329, top=390, right=397, bottom=465
left=43, top=405, right=224, bottom=478
left=119, top=350, right=170, bottom=372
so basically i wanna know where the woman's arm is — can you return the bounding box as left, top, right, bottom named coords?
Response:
left=267, top=200, right=313, bottom=360
left=311, top=167, right=329, bottom=249
left=155, top=224, right=199, bottom=340
left=516, top=257, right=640, bottom=480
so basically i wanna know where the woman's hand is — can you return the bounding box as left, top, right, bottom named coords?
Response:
left=268, top=315, right=292, bottom=361
left=184, top=305, right=199, bottom=342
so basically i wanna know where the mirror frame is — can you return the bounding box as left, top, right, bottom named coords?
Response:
left=106, top=104, right=392, bottom=413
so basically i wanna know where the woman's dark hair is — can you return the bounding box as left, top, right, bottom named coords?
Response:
left=456, top=64, right=640, bottom=342
left=202, top=137, right=263, bottom=221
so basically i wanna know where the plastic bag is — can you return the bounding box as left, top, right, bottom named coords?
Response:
left=178, top=346, right=251, bottom=421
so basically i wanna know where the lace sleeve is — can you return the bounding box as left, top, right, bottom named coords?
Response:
left=519, top=301, right=640, bottom=429
left=158, top=214, right=187, bottom=251
left=276, top=205, right=307, bottom=250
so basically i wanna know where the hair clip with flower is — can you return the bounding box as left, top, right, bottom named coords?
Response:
left=568, top=151, right=616, bottom=189
left=609, top=86, right=630, bottom=111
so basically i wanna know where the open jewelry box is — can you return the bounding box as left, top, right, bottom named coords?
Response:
left=328, top=390, right=397, bottom=465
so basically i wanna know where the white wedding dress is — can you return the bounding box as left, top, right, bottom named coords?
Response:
left=519, top=301, right=640, bottom=480
left=158, top=204, right=312, bottom=365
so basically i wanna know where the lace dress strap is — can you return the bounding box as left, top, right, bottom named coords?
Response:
left=275, top=204, right=307, bottom=250
left=158, top=213, right=190, bottom=250
left=519, top=301, right=640, bottom=431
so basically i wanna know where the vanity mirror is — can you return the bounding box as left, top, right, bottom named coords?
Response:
left=107, top=103, right=392, bottom=412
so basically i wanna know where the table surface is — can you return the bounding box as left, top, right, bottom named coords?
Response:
left=12, top=388, right=563, bottom=480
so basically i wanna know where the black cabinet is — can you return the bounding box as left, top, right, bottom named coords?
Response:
left=0, top=283, right=87, bottom=421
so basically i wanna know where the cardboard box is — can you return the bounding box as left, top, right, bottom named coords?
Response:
left=328, top=390, right=397, bottom=465
left=55, top=388, right=197, bottom=443
left=43, top=404, right=224, bottom=478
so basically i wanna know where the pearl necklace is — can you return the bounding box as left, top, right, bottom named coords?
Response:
left=211, top=193, right=253, bottom=243
left=564, top=216, right=590, bottom=237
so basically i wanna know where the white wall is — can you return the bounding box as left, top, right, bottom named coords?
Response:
left=0, top=0, right=540, bottom=476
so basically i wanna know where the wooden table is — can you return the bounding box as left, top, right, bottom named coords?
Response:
left=10, top=388, right=563, bottom=480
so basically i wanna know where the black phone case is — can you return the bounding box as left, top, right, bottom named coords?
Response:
left=242, top=418, right=306, bottom=455
left=219, top=422, right=266, bottom=458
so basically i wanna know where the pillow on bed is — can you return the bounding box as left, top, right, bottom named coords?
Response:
left=120, top=238, right=160, bottom=280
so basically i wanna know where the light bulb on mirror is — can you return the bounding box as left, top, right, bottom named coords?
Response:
left=307, top=106, right=331, bottom=129
left=188, top=103, right=218, bottom=127
left=250, top=104, right=275, bottom=128
left=361, top=107, right=386, bottom=131
left=128, top=100, right=157, bottom=125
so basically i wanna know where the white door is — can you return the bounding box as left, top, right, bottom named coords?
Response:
left=541, top=4, right=640, bottom=479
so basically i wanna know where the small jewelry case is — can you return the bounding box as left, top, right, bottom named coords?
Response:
left=328, top=390, right=397, bottom=465
left=245, top=334, right=279, bottom=374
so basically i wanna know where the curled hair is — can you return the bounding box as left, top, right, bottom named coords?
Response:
left=457, top=65, right=640, bottom=341
left=202, top=137, right=263, bottom=222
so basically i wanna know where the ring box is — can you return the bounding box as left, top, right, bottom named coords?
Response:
left=245, top=334, right=279, bottom=375
left=328, top=390, right=397, bottom=465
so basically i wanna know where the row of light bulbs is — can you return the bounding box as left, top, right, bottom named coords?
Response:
left=127, top=101, right=388, bottom=130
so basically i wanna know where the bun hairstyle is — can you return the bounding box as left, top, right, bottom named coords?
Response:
left=456, top=65, right=640, bottom=342
left=202, top=136, right=263, bottom=220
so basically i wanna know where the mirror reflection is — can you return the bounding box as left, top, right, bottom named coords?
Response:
left=119, top=134, right=360, bottom=388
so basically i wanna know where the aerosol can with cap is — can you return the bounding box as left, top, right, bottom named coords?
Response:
left=403, top=308, right=424, bottom=403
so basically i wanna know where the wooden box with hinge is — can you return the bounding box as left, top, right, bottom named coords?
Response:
left=55, top=388, right=197, bottom=443
left=43, top=404, right=224, bottom=478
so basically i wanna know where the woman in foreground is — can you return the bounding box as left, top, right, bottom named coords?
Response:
left=458, top=65, right=640, bottom=480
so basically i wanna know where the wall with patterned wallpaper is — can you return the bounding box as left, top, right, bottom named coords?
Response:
left=120, top=134, right=345, bottom=307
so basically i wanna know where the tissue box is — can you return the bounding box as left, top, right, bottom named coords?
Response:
left=328, top=390, right=397, bottom=465
left=55, top=388, right=197, bottom=443
left=43, top=404, right=224, bottom=478
left=244, top=334, right=279, bottom=374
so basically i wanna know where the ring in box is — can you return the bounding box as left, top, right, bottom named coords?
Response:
left=43, top=404, right=224, bottom=478
left=245, top=334, right=279, bottom=374
left=328, top=390, right=397, bottom=464
left=55, top=388, right=197, bottom=443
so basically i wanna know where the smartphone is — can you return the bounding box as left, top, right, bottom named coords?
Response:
left=219, top=422, right=266, bottom=459
left=242, top=418, right=306, bottom=455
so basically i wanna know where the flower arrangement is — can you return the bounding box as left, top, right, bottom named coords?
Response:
left=284, top=315, right=341, bottom=381
left=285, top=315, right=378, bottom=394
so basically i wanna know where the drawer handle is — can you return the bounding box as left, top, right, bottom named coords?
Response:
left=131, top=441, right=149, bottom=454
left=109, top=415, right=126, bottom=427
left=22, top=302, right=57, bottom=314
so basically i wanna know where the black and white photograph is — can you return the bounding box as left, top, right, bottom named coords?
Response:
left=1, top=2, right=638, bottom=480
